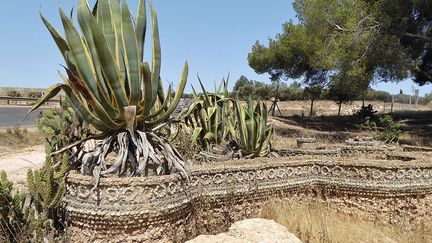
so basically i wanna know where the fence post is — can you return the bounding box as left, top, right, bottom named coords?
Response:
left=391, top=94, right=394, bottom=114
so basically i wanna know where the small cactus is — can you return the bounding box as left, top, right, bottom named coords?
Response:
left=0, top=171, right=47, bottom=242
left=27, top=152, right=67, bottom=222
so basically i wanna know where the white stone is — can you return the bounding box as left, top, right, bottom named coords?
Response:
left=186, top=218, right=302, bottom=243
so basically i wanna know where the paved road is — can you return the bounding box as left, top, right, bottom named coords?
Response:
left=0, top=99, right=193, bottom=128
left=0, top=106, right=48, bottom=127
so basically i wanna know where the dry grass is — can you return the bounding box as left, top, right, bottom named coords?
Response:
left=399, top=132, right=431, bottom=147
left=0, top=127, right=44, bottom=157
left=275, top=100, right=431, bottom=117
left=260, top=199, right=432, bottom=243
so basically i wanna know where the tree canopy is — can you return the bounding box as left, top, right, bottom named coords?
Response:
left=248, top=0, right=432, bottom=97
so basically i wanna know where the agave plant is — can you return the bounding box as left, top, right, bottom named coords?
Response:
left=181, top=76, right=234, bottom=151
left=29, top=0, right=188, bottom=182
left=230, top=98, right=273, bottom=158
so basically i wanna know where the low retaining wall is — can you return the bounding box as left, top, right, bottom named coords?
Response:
left=63, top=157, right=432, bottom=242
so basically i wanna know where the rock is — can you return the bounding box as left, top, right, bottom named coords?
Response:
left=297, top=137, right=317, bottom=150
left=186, top=218, right=302, bottom=243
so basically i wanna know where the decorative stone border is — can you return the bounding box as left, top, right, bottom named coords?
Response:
left=403, top=144, right=432, bottom=152
left=296, top=138, right=317, bottom=150
left=63, top=156, right=432, bottom=242
left=277, top=148, right=340, bottom=157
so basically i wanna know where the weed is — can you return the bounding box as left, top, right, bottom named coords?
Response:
left=377, top=115, right=401, bottom=143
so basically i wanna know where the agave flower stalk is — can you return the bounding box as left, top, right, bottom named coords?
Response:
left=30, top=0, right=188, bottom=183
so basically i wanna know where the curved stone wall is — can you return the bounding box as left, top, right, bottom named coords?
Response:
left=63, top=156, right=432, bottom=242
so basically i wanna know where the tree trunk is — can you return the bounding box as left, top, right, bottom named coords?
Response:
left=309, top=99, right=314, bottom=117
left=337, top=102, right=342, bottom=116
left=272, top=83, right=280, bottom=116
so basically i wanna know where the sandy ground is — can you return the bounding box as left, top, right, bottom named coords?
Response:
left=0, top=145, right=45, bottom=188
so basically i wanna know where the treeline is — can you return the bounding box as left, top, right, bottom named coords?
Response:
left=230, top=76, right=432, bottom=105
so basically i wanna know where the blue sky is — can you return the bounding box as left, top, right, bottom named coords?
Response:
left=0, top=0, right=431, bottom=96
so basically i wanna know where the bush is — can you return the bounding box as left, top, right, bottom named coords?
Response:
left=361, top=116, right=378, bottom=133
left=377, top=115, right=401, bottom=143
left=355, top=104, right=377, bottom=120
left=6, top=89, right=21, bottom=98
left=6, top=124, right=26, bottom=139
left=28, top=91, right=43, bottom=99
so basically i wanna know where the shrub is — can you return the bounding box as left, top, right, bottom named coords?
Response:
left=6, top=124, right=26, bottom=139
left=361, top=116, right=378, bottom=133
left=28, top=91, right=43, bottom=99
left=355, top=104, right=377, bottom=120
left=6, top=90, right=21, bottom=98
left=377, top=115, right=401, bottom=143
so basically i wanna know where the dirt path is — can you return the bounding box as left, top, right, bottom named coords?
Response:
left=0, top=145, right=45, bottom=188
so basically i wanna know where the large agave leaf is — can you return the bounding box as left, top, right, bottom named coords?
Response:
left=28, top=83, right=106, bottom=130
left=197, top=75, right=211, bottom=107
left=40, top=13, right=78, bottom=76
left=192, top=127, right=203, bottom=143
left=90, top=12, right=129, bottom=109
left=96, top=0, right=115, bottom=53
left=140, top=62, right=153, bottom=114
left=146, top=61, right=188, bottom=126
left=27, top=84, right=65, bottom=116
left=150, top=3, right=161, bottom=105
left=77, top=0, right=112, bottom=107
left=135, top=0, right=147, bottom=63
left=140, top=82, right=172, bottom=121
left=121, top=0, right=140, bottom=105
left=64, top=67, right=122, bottom=129
left=109, top=0, right=126, bottom=82
left=60, top=8, right=102, bottom=101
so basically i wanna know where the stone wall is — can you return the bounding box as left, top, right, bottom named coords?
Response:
left=63, top=156, right=432, bottom=242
